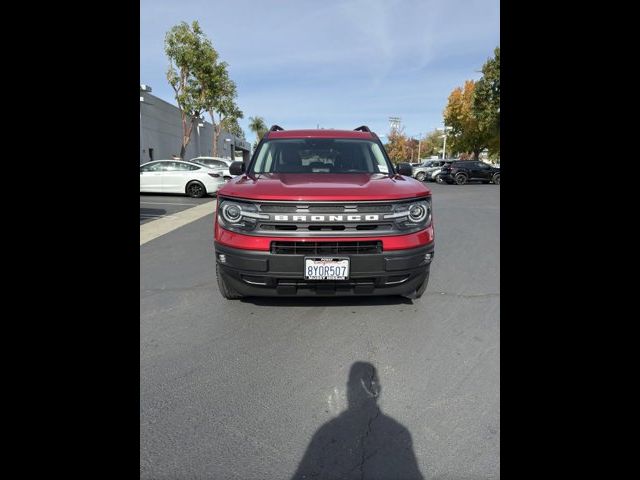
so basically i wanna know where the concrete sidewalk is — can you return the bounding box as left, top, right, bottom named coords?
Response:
left=140, top=199, right=217, bottom=246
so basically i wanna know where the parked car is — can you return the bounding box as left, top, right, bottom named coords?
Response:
left=214, top=124, right=434, bottom=299
left=413, top=160, right=447, bottom=182
left=438, top=160, right=500, bottom=185
left=189, top=156, right=235, bottom=181
left=432, top=161, right=453, bottom=184
left=140, top=160, right=225, bottom=197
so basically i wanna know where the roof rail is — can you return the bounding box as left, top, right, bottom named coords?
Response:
left=354, top=125, right=371, bottom=132
left=269, top=125, right=284, bottom=132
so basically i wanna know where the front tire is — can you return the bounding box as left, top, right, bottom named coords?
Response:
left=492, top=173, right=500, bottom=185
left=415, top=172, right=426, bottom=181
left=454, top=173, right=468, bottom=185
left=435, top=174, right=445, bottom=184
left=186, top=181, right=207, bottom=198
left=216, top=263, right=243, bottom=299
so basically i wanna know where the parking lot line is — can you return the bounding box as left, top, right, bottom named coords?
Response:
left=140, top=214, right=179, bottom=219
left=140, top=200, right=217, bottom=246
left=140, top=201, right=201, bottom=206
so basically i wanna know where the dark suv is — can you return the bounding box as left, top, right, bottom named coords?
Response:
left=439, top=160, right=500, bottom=185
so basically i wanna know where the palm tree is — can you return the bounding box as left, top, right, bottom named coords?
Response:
left=248, top=116, right=267, bottom=143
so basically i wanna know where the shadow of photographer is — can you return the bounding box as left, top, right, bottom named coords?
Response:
left=291, top=361, right=424, bottom=479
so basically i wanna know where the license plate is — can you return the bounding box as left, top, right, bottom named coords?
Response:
left=304, top=257, right=350, bottom=280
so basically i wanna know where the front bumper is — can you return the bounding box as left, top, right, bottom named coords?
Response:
left=214, top=241, right=434, bottom=297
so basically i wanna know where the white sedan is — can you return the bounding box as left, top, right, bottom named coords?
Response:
left=189, top=157, right=234, bottom=181
left=140, top=160, right=225, bottom=198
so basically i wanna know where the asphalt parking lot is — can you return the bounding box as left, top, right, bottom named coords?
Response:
left=140, top=182, right=500, bottom=479
left=140, top=194, right=215, bottom=225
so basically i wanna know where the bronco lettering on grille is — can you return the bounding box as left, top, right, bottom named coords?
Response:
left=271, top=214, right=380, bottom=222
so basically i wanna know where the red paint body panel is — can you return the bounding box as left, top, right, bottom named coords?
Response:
left=215, top=221, right=434, bottom=251
left=218, top=173, right=431, bottom=202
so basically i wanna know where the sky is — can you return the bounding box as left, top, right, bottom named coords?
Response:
left=140, top=0, right=499, bottom=142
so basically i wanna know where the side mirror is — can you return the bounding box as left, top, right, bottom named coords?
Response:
left=229, top=161, right=246, bottom=176
left=396, top=162, right=413, bottom=177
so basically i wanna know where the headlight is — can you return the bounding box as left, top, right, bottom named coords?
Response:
left=409, top=204, right=427, bottom=222
left=218, top=199, right=268, bottom=232
left=384, top=198, right=432, bottom=229
left=221, top=203, right=242, bottom=223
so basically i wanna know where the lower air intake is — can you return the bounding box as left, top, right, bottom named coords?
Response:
left=271, top=241, right=382, bottom=255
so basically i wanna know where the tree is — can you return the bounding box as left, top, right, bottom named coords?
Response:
left=407, top=138, right=419, bottom=161
left=385, top=127, right=412, bottom=164
left=442, top=47, right=500, bottom=160
left=165, top=21, right=213, bottom=159
left=444, top=80, right=493, bottom=160
left=200, top=61, right=244, bottom=157
left=248, top=116, right=268, bottom=152
left=166, top=21, right=244, bottom=159
left=474, top=47, right=500, bottom=158
left=225, top=117, right=245, bottom=139
left=418, top=130, right=445, bottom=158
left=248, top=116, right=268, bottom=143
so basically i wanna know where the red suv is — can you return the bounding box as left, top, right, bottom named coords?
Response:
left=214, top=125, right=434, bottom=299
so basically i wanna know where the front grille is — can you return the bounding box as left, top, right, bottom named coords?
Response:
left=271, top=241, right=382, bottom=255
left=260, top=223, right=393, bottom=233
left=260, top=204, right=394, bottom=214
left=219, top=199, right=426, bottom=237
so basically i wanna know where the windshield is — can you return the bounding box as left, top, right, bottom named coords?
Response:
left=250, top=139, right=392, bottom=174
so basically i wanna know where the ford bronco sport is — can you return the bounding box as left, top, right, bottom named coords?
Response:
left=214, top=125, right=434, bottom=299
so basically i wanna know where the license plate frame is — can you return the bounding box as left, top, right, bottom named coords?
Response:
left=304, top=257, right=350, bottom=280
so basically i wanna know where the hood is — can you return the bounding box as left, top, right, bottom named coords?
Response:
left=218, top=173, right=431, bottom=201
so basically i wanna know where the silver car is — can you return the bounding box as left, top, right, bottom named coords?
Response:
left=412, top=160, right=447, bottom=182
left=189, top=157, right=234, bottom=182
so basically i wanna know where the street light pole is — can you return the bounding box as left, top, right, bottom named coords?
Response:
left=417, top=133, right=421, bottom=162
left=442, top=129, right=447, bottom=160
left=437, top=125, right=452, bottom=159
